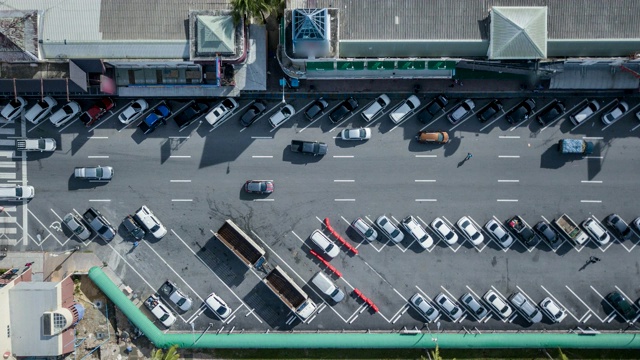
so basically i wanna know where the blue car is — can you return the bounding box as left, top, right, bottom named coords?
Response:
left=139, top=104, right=171, bottom=134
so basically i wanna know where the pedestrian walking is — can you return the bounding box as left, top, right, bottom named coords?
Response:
left=24, top=262, right=34, bottom=267
left=133, top=241, right=139, bottom=248
left=465, top=153, right=472, bottom=161
left=593, top=257, right=601, bottom=262
left=588, top=256, right=600, bottom=263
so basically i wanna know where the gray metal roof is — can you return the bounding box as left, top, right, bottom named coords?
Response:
left=9, top=282, right=60, bottom=357
left=488, top=7, right=547, bottom=59
left=287, top=0, right=640, bottom=41
left=550, top=61, right=640, bottom=89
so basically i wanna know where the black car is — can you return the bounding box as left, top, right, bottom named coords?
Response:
left=305, top=98, right=329, bottom=120
left=240, top=100, right=267, bottom=127
left=122, top=215, right=145, bottom=240
left=537, top=100, right=565, bottom=126
left=418, top=95, right=448, bottom=123
left=290, top=140, right=328, bottom=156
left=329, top=97, right=358, bottom=123
left=605, top=214, right=632, bottom=240
left=506, top=98, right=536, bottom=124
left=534, top=221, right=561, bottom=249
left=174, top=102, right=208, bottom=130
left=606, top=292, right=638, bottom=319
left=477, top=100, right=503, bottom=123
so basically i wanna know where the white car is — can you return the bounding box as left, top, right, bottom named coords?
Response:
left=539, top=297, right=567, bottom=323
left=268, top=104, right=295, bottom=128
left=457, top=216, right=484, bottom=246
left=119, top=99, right=149, bottom=124
left=206, top=98, right=238, bottom=126
left=570, top=99, right=600, bottom=125
left=483, top=290, right=513, bottom=319
left=601, top=100, right=628, bottom=125
left=25, top=96, right=57, bottom=124
left=351, top=217, right=377, bottom=242
left=582, top=218, right=610, bottom=245
left=340, top=128, right=371, bottom=140
left=1, top=97, right=27, bottom=121
left=430, top=217, right=458, bottom=245
left=169, top=289, right=192, bottom=312
left=409, top=293, right=439, bottom=322
left=509, top=292, right=543, bottom=323
left=361, top=94, right=390, bottom=122
left=401, top=215, right=433, bottom=249
left=49, top=101, right=81, bottom=127
left=389, top=95, right=420, bottom=124
left=484, top=219, right=514, bottom=248
left=376, top=215, right=404, bottom=243
left=434, top=293, right=462, bottom=321
left=205, top=292, right=232, bottom=319
left=134, top=205, right=167, bottom=239
left=447, top=99, right=475, bottom=124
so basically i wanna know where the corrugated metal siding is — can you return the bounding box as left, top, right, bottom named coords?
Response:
left=100, top=0, right=232, bottom=40
left=287, top=0, right=640, bottom=40
left=42, top=42, right=189, bottom=60
left=0, top=0, right=102, bottom=42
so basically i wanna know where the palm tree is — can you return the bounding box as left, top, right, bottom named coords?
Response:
left=151, top=345, right=180, bottom=360
left=231, top=0, right=282, bottom=24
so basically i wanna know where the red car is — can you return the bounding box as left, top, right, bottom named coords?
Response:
left=80, top=98, right=115, bottom=126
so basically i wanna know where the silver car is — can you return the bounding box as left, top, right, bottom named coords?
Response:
left=409, top=293, right=439, bottom=322
left=25, top=96, right=58, bottom=124
left=434, top=292, right=462, bottom=321
left=351, top=217, right=377, bottom=242
left=460, top=292, right=488, bottom=319
left=376, top=215, right=404, bottom=243
left=509, top=292, right=543, bottom=323
left=447, top=99, right=475, bottom=124
left=62, top=213, right=91, bottom=240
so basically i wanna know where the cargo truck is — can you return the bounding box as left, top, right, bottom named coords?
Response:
left=554, top=214, right=589, bottom=245
left=263, top=265, right=317, bottom=320
left=557, top=139, right=594, bottom=155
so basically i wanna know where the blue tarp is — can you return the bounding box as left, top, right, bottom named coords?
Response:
left=561, top=139, right=584, bottom=153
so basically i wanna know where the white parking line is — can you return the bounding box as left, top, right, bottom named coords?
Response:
left=333, top=155, right=354, bottom=158
left=565, top=285, right=603, bottom=322
left=254, top=199, right=274, bottom=202
left=498, top=180, right=519, bottom=183
left=171, top=199, right=193, bottom=202
left=414, top=180, right=436, bottom=183
left=498, top=136, right=520, bottom=139
left=334, top=180, right=355, bottom=182
left=415, top=155, right=437, bottom=158
left=170, top=180, right=191, bottom=183
left=88, top=155, right=109, bottom=158
left=251, top=136, right=273, bottom=139
left=169, top=155, right=191, bottom=159
left=497, top=199, right=518, bottom=202
left=581, top=180, right=602, bottom=184
left=415, top=199, right=437, bottom=202
left=583, top=136, right=603, bottom=140
left=89, top=136, right=109, bottom=139
left=251, top=155, right=273, bottom=158
left=498, top=155, right=520, bottom=158
left=335, top=199, right=355, bottom=202
left=89, top=199, right=111, bottom=202
left=583, top=156, right=603, bottom=159
left=581, top=200, right=602, bottom=203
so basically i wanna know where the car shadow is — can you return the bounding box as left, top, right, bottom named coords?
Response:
left=281, top=146, right=324, bottom=164
left=67, top=175, right=110, bottom=191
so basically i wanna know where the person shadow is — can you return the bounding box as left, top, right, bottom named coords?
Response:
left=579, top=259, right=594, bottom=271
left=457, top=158, right=469, bottom=168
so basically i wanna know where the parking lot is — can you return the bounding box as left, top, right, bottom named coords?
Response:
left=6, top=92, right=640, bottom=334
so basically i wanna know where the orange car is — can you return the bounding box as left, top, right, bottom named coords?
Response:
left=416, top=131, right=449, bottom=144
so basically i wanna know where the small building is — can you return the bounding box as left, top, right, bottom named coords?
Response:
left=0, top=266, right=85, bottom=359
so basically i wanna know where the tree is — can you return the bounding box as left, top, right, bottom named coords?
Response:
left=151, top=345, right=180, bottom=360
left=231, top=0, right=282, bottom=24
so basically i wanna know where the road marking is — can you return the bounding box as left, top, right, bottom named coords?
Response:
left=415, top=199, right=437, bottom=202
left=172, top=199, right=193, bottom=202
left=415, top=154, right=437, bottom=158
left=88, top=155, right=109, bottom=159
left=334, top=180, right=355, bottom=182
left=333, top=155, right=354, bottom=158
left=335, top=199, right=355, bottom=202
left=169, top=155, right=191, bottom=158
left=498, top=155, right=520, bottom=158
left=498, top=180, right=519, bottom=183
left=89, top=199, right=111, bottom=202
left=251, top=136, right=273, bottom=139
left=415, top=180, right=436, bottom=183
left=170, top=180, right=191, bottom=183
left=89, top=136, right=109, bottom=139
left=581, top=200, right=602, bottom=203
left=0, top=173, right=16, bottom=179
left=252, top=155, right=273, bottom=158
left=581, top=180, right=602, bottom=184
left=499, top=136, right=520, bottom=139
left=497, top=199, right=518, bottom=202
left=583, top=136, right=603, bottom=140
left=584, top=156, right=603, bottom=159
left=254, top=199, right=274, bottom=202
left=168, top=136, right=190, bottom=139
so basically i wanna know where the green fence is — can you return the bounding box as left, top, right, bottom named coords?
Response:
left=88, top=267, right=640, bottom=349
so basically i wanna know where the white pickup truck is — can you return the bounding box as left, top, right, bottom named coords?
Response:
left=16, top=138, right=56, bottom=152
left=160, top=280, right=193, bottom=311
left=144, top=294, right=176, bottom=327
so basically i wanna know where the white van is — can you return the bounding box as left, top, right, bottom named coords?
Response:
left=311, top=272, right=345, bottom=302
left=361, top=94, right=390, bottom=122
left=0, top=185, right=34, bottom=200
left=309, top=230, right=340, bottom=258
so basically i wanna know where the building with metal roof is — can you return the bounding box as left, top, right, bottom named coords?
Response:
left=0, top=0, right=265, bottom=97
left=0, top=266, right=84, bottom=359
left=279, top=0, right=640, bottom=87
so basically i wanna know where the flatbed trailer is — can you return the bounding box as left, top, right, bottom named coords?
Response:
left=215, top=220, right=266, bottom=269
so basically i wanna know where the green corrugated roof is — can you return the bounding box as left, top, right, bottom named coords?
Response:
left=488, top=6, right=547, bottom=60
left=197, top=15, right=235, bottom=55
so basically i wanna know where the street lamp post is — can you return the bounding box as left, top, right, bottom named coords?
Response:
left=280, top=78, right=286, bottom=104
